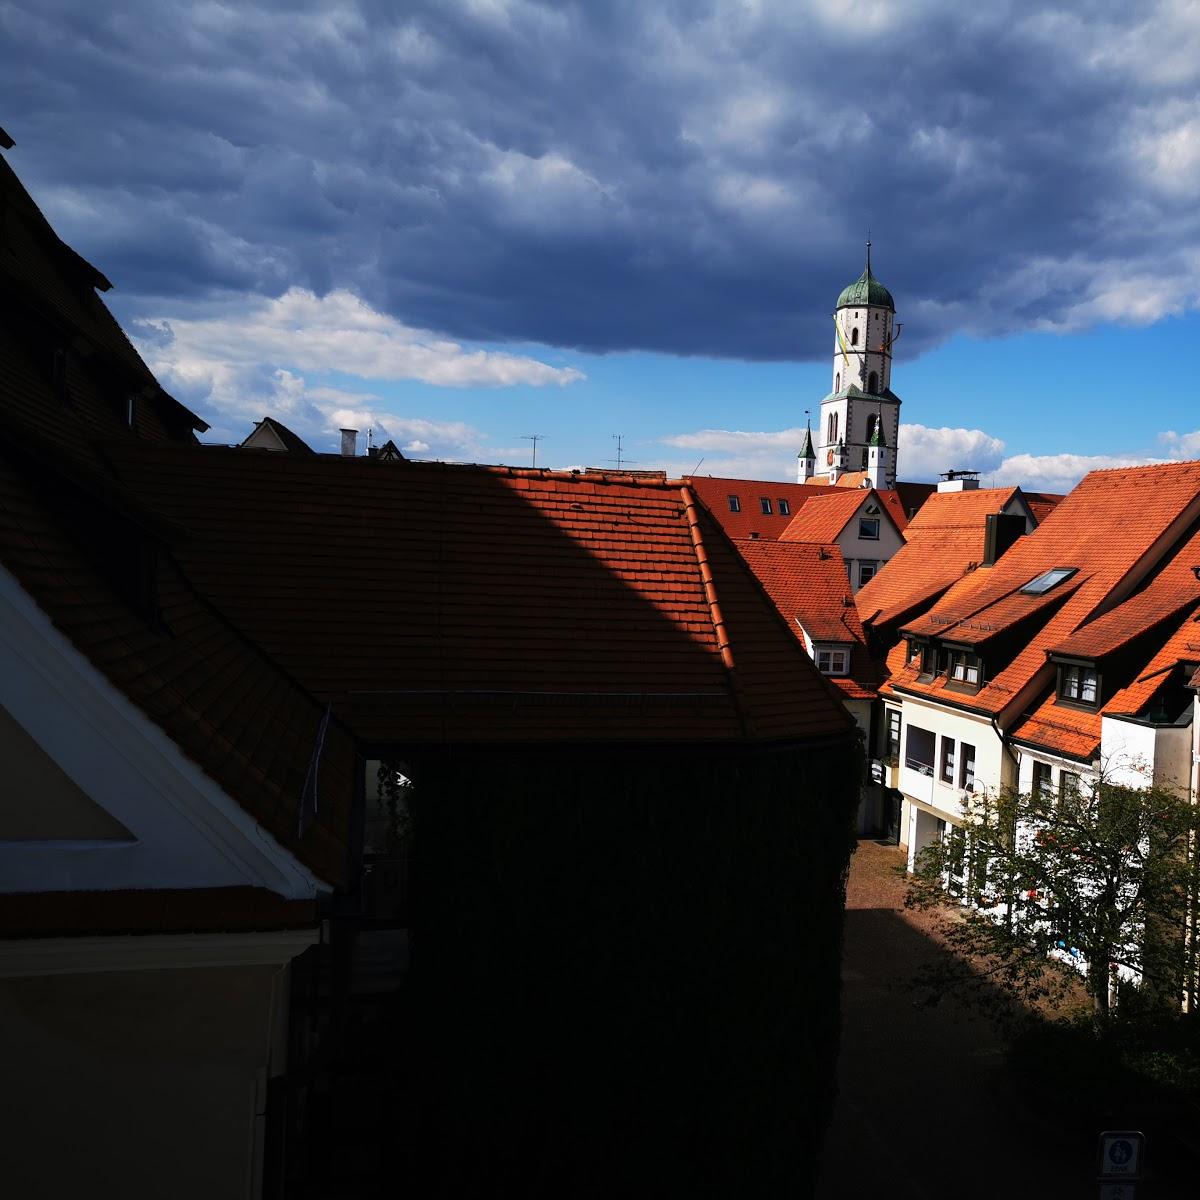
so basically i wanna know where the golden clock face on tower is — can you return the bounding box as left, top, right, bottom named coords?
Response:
left=826, top=450, right=835, bottom=465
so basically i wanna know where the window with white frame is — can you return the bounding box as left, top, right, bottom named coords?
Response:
left=815, top=646, right=850, bottom=675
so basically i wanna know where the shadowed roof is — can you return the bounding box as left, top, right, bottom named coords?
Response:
left=104, top=446, right=854, bottom=746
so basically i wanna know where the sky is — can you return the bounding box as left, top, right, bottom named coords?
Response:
left=2, top=0, right=1200, bottom=493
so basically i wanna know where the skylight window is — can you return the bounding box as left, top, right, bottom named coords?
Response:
left=1019, top=567, right=1077, bottom=596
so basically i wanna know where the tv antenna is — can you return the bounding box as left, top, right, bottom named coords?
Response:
left=610, top=434, right=637, bottom=471
left=521, top=433, right=545, bottom=468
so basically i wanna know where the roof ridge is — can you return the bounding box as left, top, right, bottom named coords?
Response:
left=679, top=485, right=753, bottom=738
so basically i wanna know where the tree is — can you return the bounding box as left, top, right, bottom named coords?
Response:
left=905, top=774, right=1200, bottom=1031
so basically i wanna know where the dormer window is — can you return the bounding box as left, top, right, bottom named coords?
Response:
left=815, top=646, right=850, bottom=675
left=947, top=649, right=982, bottom=691
left=1059, top=663, right=1099, bottom=707
left=1020, top=567, right=1077, bottom=595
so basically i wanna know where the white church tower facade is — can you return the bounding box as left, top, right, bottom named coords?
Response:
left=803, top=244, right=901, bottom=488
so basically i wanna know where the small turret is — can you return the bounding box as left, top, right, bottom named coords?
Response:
left=797, top=421, right=816, bottom=483
left=866, top=408, right=889, bottom=489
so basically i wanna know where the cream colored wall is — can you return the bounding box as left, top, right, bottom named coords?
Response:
left=896, top=696, right=1012, bottom=824
left=0, top=702, right=132, bottom=839
left=0, top=961, right=286, bottom=1200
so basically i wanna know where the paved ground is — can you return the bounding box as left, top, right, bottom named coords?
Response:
left=814, top=839, right=1189, bottom=1199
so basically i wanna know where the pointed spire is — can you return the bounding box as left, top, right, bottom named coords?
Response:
left=865, top=236, right=872, bottom=277
left=799, top=419, right=815, bottom=460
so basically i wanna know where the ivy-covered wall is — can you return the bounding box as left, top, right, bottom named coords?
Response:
left=402, top=734, right=860, bottom=1197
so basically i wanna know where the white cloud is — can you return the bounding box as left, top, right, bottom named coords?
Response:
left=992, top=452, right=1161, bottom=495
left=134, top=287, right=584, bottom=390
left=1157, top=430, right=1200, bottom=459
left=899, top=423, right=1006, bottom=480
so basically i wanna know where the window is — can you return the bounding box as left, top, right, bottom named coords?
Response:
left=759, top=497, right=772, bottom=515
left=851, top=327, right=859, bottom=346
left=859, top=517, right=881, bottom=540
left=886, top=709, right=901, bottom=760
left=858, top=561, right=877, bottom=587
left=816, top=647, right=849, bottom=675
left=1020, top=567, right=1077, bottom=595
left=960, top=743, right=976, bottom=792
left=867, top=370, right=878, bottom=394
left=728, top=495, right=741, bottom=512
left=1032, top=760, right=1052, bottom=799
left=777, top=498, right=790, bottom=516
left=835, top=372, right=841, bottom=392
left=1059, top=771, right=1079, bottom=802
left=1059, top=664, right=1099, bottom=706
left=948, top=650, right=981, bottom=689
left=940, top=737, right=956, bottom=784
left=828, top=412, right=839, bottom=443
left=919, top=643, right=937, bottom=678
left=906, top=639, right=922, bottom=665
left=905, top=725, right=935, bottom=774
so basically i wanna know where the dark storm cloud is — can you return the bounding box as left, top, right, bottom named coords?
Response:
left=2, top=0, right=1198, bottom=360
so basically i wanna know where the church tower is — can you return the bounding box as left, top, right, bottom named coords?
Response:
left=810, top=243, right=900, bottom=488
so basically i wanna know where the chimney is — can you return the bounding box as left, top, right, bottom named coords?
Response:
left=937, top=469, right=980, bottom=493
left=983, top=512, right=1025, bottom=566
left=340, top=428, right=358, bottom=457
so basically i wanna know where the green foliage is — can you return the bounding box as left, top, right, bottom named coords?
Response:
left=905, top=776, right=1200, bottom=1028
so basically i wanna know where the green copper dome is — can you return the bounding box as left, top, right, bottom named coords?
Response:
left=836, top=244, right=894, bottom=312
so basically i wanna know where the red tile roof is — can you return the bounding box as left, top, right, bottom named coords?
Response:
left=856, top=487, right=1021, bottom=628
left=885, top=464, right=1200, bottom=722
left=1024, top=491, right=1064, bottom=526
left=779, top=487, right=900, bottom=545
left=686, top=473, right=915, bottom=540
left=733, top=539, right=878, bottom=701
left=684, top=476, right=842, bottom=540
left=103, top=447, right=854, bottom=746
